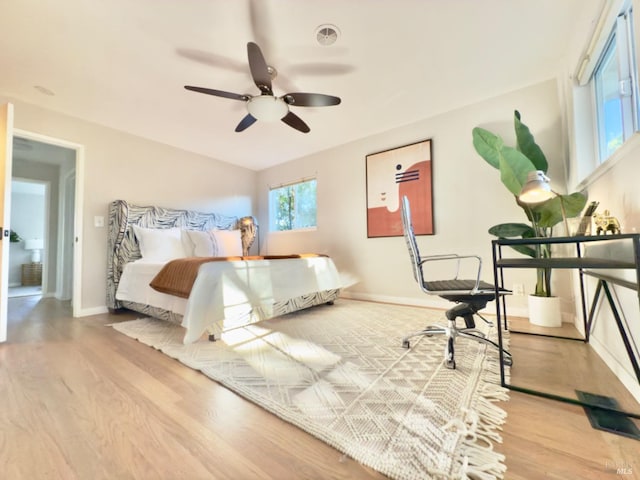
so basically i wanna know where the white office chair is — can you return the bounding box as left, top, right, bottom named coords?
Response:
left=400, top=195, right=512, bottom=369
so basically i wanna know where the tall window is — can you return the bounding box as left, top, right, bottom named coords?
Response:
left=592, top=3, right=638, bottom=161
left=269, top=178, right=317, bottom=231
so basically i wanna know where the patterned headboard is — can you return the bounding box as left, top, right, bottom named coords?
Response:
left=106, top=200, right=257, bottom=310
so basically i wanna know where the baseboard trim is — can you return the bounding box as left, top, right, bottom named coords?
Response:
left=589, top=335, right=640, bottom=404
left=339, top=291, right=529, bottom=318
left=76, top=306, right=109, bottom=317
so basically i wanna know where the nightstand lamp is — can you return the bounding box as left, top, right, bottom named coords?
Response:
left=24, top=238, right=44, bottom=263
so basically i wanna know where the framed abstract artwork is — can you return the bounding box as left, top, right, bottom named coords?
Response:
left=366, top=138, right=434, bottom=238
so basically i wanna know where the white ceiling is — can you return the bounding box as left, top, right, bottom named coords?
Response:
left=0, top=0, right=601, bottom=171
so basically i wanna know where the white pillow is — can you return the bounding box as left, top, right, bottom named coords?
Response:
left=212, top=229, right=243, bottom=256
left=132, top=226, right=188, bottom=262
left=184, top=229, right=218, bottom=257
left=184, top=229, right=243, bottom=257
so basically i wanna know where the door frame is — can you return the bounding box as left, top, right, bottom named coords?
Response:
left=12, top=128, right=84, bottom=317
left=0, top=103, right=14, bottom=342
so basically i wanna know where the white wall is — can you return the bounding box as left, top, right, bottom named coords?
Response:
left=1, top=94, right=258, bottom=315
left=560, top=0, right=640, bottom=401
left=258, top=80, right=566, bottom=314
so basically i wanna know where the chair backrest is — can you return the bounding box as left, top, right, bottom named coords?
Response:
left=400, top=196, right=425, bottom=286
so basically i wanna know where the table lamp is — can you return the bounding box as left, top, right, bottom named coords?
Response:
left=519, top=170, right=568, bottom=235
left=24, top=238, right=44, bottom=263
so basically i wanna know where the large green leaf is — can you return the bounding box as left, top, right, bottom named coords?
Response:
left=514, top=110, right=548, bottom=172
left=561, top=192, right=589, bottom=217
left=498, top=146, right=536, bottom=196
left=488, top=222, right=537, bottom=258
left=534, top=192, right=588, bottom=229
left=472, top=127, right=503, bottom=169
left=488, top=222, right=534, bottom=237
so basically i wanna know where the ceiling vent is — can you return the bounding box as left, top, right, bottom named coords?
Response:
left=315, top=25, right=339, bottom=46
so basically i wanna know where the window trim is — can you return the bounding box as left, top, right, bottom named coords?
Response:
left=268, top=177, right=318, bottom=232
left=575, top=0, right=630, bottom=85
left=576, top=129, right=640, bottom=191
left=590, top=4, right=638, bottom=163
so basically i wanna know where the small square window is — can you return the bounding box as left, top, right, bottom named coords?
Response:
left=269, top=179, right=317, bottom=231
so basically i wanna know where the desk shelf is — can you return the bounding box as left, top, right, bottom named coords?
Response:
left=496, top=257, right=636, bottom=270
left=491, top=233, right=640, bottom=421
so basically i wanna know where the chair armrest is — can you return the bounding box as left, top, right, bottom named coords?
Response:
left=419, top=254, right=484, bottom=292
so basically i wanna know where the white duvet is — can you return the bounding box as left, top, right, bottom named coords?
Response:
left=116, top=256, right=342, bottom=343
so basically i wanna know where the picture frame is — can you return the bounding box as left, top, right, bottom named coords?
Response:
left=366, top=138, right=433, bottom=238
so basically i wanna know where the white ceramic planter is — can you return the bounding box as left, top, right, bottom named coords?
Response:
left=528, top=294, right=562, bottom=327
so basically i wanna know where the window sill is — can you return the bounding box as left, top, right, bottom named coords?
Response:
left=576, top=132, right=640, bottom=191
left=269, top=227, right=318, bottom=234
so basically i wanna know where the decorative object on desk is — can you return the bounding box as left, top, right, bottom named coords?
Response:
left=9, top=229, right=21, bottom=243
left=575, top=201, right=599, bottom=236
left=472, top=110, right=587, bottom=299
left=23, top=238, right=44, bottom=263
left=593, top=210, right=621, bottom=235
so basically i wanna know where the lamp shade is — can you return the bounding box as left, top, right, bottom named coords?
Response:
left=24, top=238, right=44, bottom=251
left=519, top=170, right=554, bottom=204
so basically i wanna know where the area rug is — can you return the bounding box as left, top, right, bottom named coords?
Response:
left=111, top=299, right=509, bottom=480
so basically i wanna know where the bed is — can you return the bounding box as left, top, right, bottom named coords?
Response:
left=106, top=200, right=341, bottom=342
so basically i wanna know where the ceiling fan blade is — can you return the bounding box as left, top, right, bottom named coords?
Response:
left=283, top=93, right=341, bottom=107
left=247, top=42, right=272, bottom=94
left=235, top=114, right=258, bottom=132
left=281, top=111, right=310, bottom=133
left=184, top=86, right=248, bottom=101
left=248, top=0, right=272, bottom=56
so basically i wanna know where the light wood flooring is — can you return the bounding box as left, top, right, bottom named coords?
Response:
left=1, top=296, right=639, bottom=479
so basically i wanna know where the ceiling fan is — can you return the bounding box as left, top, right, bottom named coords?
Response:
left=184, top=42, right=341, bottom=133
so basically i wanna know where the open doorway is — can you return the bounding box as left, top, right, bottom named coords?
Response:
left=8, top=179, right=47, bottom=298
left=10, top=135, right=76, bottom=305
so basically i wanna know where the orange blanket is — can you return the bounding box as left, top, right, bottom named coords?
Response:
left=149, top=254, right=328, bottom=299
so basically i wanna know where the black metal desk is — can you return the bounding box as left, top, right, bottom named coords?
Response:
left=491, top=234, right=640, bottom=421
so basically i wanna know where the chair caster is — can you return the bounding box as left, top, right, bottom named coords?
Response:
left=402, top=339, right=410, bottom=349
left=503, top=356, right=513, bottom=367
left=445, top=358, right=456, bottom=369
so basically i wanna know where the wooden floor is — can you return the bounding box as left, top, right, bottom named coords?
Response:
left=1, top=297, right=639, bottom=479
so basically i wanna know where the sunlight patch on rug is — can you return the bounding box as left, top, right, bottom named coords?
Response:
left=111, top=299, right=510, bottom=480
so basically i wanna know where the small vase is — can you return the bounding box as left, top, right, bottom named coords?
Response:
left=528, top=294, right=562, bottom=327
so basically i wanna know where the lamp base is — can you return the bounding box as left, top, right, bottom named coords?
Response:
left=30, top=250, right=41, bottom=263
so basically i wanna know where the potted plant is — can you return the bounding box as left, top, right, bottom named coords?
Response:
left=472, top=111, right=587, bottom=326
left=10, top=230, right=21, bottom=243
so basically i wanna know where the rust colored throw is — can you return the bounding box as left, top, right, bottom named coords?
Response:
left=150, top=254, right=328, bottom=299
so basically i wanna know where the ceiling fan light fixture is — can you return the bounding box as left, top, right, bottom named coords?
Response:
left=185, top=42, right=339, bottom=133
left=247, top=95, right=289, bottom=121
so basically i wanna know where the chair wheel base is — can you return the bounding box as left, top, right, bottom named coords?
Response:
left=402, top=340, right=410, bottom=349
